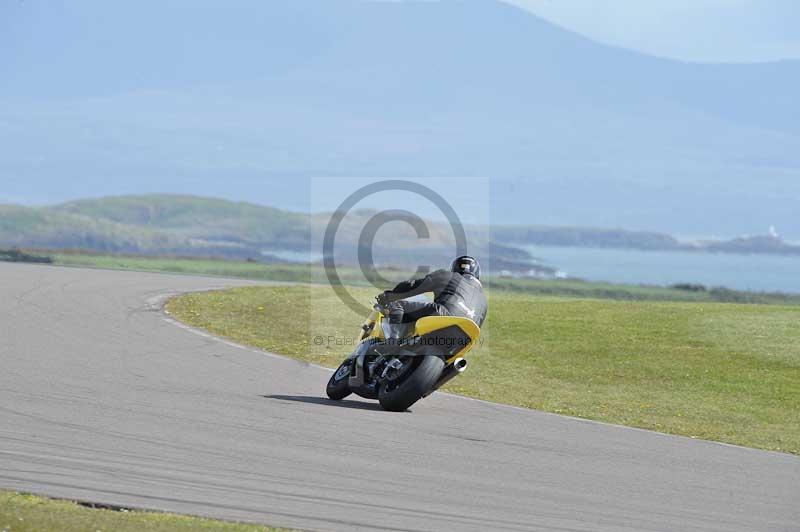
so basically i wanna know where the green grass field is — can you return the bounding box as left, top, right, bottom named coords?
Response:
left=0, top=492, right=293, bottom=532
left=54, top=253, right=313, bottom=283
left=50, top=252, right=800, bottom=305
left=168, top=284, right=800, bottom=454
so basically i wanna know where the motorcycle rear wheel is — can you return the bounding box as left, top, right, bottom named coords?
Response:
left=378, top=356, right=444, bottom=412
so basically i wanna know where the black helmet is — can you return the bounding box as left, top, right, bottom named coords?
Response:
left=451, top=256, right=481, bottom=279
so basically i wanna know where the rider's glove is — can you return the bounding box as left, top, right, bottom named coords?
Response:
left=375, top=291, right=392, bottom=308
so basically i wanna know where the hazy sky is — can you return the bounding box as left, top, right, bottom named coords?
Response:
left=504, top=0, right=800, bottom=63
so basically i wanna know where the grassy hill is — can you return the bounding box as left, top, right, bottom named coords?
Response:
left=2, top=195, right=540, bottom=271
left=3, top=195, right=523, bottom=269
left=1, top=196, right=306, bottom=258
left=0, top=204, right=182, bottom=253
left=54, top=194, right=310, bottom=251
left=5, top=194, right=800, bottom=269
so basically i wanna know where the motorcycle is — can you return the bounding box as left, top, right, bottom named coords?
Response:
left=326, top=300, right=481, bottom=411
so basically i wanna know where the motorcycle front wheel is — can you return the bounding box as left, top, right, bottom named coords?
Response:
left=378, top=355, right=444, bottom=412
left=326, top=361, right=352, bottom=400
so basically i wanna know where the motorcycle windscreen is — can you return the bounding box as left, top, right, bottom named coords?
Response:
left=380, top=321, right=414, bottom=340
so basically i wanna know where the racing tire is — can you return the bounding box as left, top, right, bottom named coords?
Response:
left=326, top=361, right=352, bottom=400
left=378, top=356, right=444, bottom=412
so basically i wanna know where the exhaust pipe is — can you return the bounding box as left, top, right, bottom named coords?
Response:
left=425, top=358, right=468, bottom=397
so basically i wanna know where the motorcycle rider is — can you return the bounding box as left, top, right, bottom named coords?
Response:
left=376, top=256, right=488, bottom=327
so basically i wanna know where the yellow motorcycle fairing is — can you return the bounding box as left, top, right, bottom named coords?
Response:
left=357, top=309, right=480, bottom=363
left=358, top=309, right=383, bottom=342
left=413, top=316, right=481, bottom=362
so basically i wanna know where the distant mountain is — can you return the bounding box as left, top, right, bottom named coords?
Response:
left=1, top=0, right=799, bottom=235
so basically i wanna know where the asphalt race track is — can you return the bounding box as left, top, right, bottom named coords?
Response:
left=1, top=263, right=798, bottom=531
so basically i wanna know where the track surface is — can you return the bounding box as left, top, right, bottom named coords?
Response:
left=1, top=264, right=798, bottom=532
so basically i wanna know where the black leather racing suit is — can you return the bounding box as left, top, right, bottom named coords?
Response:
left=380, top=269, right=488, bottom=327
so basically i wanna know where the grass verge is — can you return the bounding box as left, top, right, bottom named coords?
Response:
left=168, top=284, right=800, bottom=454
left=0, top=492, right=294, bottom=532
